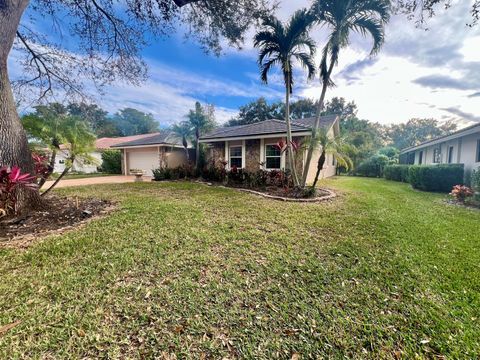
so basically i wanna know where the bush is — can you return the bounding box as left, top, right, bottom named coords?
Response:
left=0, top=166, right=37, bottom=216
left=408, top=164, right=464, bottom=192
left=471, top=169, right=480, bottom=201
left=449, top=185, right=474, bottom=203
left=101, top=150, right=122, bottom=174
left=355, top=154, right=390, bottom=178
left=152, top=164, right=197, bottom=181
left=384, top=165, right=411, bottom=183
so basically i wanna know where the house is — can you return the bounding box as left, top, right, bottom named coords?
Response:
left=400, top=122, right=480, bottom=177
left=111, top=130, right=192, bottom=176
left=199, top=115, right=340, bottom=183
left=54, top=133, right=161, bottom=174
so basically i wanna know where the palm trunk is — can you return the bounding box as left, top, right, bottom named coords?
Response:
left=285, top=72, right=299, bottom=187
left=0, top=0, right=41, bottom=214
left=42, top=164, right=71, bottom=196
left=38, top=149, right=56, bottom=189
left=195, top=129, right=200, bottom=168
left=301, top=60, right=335, bottom=187
left=311, top=149, right=326, bottom=189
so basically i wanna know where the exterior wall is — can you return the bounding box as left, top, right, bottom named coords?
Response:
left=408, top=131, right=480, bottom=177
left=245, top=139, right=260, bottom=172
left=206, top=142, right=225, bottom=167
left=53, top=150, right=101, bottom=174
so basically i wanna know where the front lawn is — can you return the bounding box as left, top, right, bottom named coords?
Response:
left=0, top=178, right=479, bottom=358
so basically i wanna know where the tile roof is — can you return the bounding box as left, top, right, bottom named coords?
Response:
left=200, top=115, right=338, bottom=140
left=111, top=130, right=185, bottom=148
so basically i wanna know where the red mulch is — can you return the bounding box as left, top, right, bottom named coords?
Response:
left=0, top=196, right=113, bottom=247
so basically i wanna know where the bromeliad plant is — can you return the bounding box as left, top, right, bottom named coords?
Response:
left=0, top=167, right=38, bottom=217
left=450, top=185, right=474, bottom=203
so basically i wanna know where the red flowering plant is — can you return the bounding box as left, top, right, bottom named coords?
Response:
left=32, top=153, right=51, bottom=182
left=0, top=166, right=38, bottom=216
left=450, top=185, right=474, bottom=203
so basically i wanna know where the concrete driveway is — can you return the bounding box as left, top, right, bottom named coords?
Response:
left=43, top=175, right=152, bottom=189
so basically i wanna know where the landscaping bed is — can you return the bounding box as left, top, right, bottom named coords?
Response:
left=0, top=196, right=113, bottom=247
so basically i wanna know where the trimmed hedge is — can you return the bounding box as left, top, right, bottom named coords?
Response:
left=384, top=165, right=411, bottom=183
left=408, top=164, right=464, bottom=192
left=101, top=149, right=122, bottom=174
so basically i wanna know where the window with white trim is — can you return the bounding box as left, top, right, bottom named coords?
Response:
left=229, top=146, right=243, bottom=168
left=447, top=146, right=454, bottom=164
left=265, top=144, right=281, bottom=169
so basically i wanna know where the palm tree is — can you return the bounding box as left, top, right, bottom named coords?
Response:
left=172, top=121, right=192, bottom=162
left=187, top=102, right=216, bottom=168
left=309, top=128, right=353, bottom=188
left=254, top=9, right=316, bottom=187
left=302, top=0, right=390, bottom=187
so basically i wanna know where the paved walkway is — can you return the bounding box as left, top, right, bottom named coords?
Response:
left=43, top=175, right=152, bottom=188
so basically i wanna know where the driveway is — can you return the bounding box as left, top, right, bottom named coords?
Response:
left=43, top=175, right=152, bottom=188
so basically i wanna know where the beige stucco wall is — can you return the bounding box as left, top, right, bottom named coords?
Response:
left=124, top=146, right=189, bottom=175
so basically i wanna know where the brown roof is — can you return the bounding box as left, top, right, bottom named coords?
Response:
left=95, top=133, right=160, bottom=149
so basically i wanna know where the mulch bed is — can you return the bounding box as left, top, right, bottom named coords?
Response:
left=0, top=196, right=114, bottom=249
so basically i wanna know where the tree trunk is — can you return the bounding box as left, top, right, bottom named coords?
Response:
left=42, top=165, right=71, bottom=196
left=0, top=0, right=41, bottom=214
left=301, top=60, right=335, bottom=187
left=311, top=150, right=326, bottom=189
left=284, top=71, right=299, bottom=187
left=38, top=149, right=56, bottom=189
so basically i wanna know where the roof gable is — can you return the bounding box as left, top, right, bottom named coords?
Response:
left=111, top=130, right=186, bottom=148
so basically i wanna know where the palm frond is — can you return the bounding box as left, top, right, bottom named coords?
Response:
left=293, top=52, right=316, bottom=80
left=260, top=58, right=280, bottom=84
left=351, top=17, right=385, bottom=55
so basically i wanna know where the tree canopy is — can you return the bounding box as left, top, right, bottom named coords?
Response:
left=112, top=108, right=160, bottom=136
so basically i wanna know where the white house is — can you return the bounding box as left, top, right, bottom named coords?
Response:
left=400, top=122, right=480, bottom=178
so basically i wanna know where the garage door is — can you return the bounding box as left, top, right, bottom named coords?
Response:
left=127, top=148, right=159, bottom=176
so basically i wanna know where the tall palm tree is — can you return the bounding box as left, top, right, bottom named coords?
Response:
left=254, top=9, right=316, bottom=187
left=302, top=0, right=390, bottom=187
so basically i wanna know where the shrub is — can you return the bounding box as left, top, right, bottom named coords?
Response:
left=201, top=160, right=227, bottom=182
left=152, top=164, right=197, bottom=181
left=0, top=166, right=38, bottom=216
left=101, top=150, right=122, bottom=174
left=384, top=165, right=411, bottom=183
left=408, top=164, right=464, bottom=192
left=449, top=185, right=474, bottom=203
left=355, top=154, right=390, bottom=178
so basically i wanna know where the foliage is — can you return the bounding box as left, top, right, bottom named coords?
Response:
left=226, top=167, right=293, bottom=189
left=67, top=103, right=121, bottom=138
left=471, top=169, right=480, bottom=192
left=186, top=102, right=216, bottom=167
left=11, top=0, right=271, bottom=103
left=449, top=185, right=474, bottom=203
left=409, top=164, right=465, bottom=192
left=153, top=165, right=197, bottom=181
left=323, top=97, right=358, bottom=120
left=355, top=154, right=391, bottom=178
left=388, top=118, right=457, bottom=150
left=383, top=164, right=411, bottom=183
left=0, top=167, right=38, bottom=216
left=32, top=153, right=51, bottom=181
left=101, top=150, right=122, bottom=174
left=113, top=108, right=159, bottom=136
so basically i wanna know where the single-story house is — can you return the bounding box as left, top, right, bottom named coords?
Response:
left=111, top=130, right=192, bottom=176
left=54, top=133, right=161, bottom=174
left=400, top=122, right=480, bottom=177
left=199, top=115, right=340, bottom=183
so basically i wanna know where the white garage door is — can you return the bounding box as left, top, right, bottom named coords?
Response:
left=127, top=148, right=159, bottom=176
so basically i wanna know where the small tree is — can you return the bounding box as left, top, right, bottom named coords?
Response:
left=309, top=129, right=352, bottom=188
left=186, top=102, right=216, bottom=168
left=172, top=121, right=193, bottom=162
left=101, top=150, right=122, bottom=174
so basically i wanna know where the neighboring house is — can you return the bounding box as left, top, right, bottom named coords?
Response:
left=400, top=122, right=480, bottom=176
left=54, top=133, right=161, bottom=174
left=199, top=115, right=340, bottom=183
left=111, top=130, right=192, bottom=176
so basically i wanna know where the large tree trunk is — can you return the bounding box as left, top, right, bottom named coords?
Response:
left=301, top=60, right=335, bottom=187
left=284, top=71, right=299, bottom=187
left=0, top=0, right=40, bottom=214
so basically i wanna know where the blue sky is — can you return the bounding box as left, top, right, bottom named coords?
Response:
left=11, top=0, right=480, bottom=127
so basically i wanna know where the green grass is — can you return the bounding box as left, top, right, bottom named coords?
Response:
left=0, top=177, right=479, bottom=358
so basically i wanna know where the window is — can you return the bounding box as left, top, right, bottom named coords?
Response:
left=477, top=139, right=480, bottom=163
left=332, top=155, right=335, bottom=166
left=447, top=146, right=454, bottom=164
left=265, top=144, right=281, bottom=169
left=58, top=159, right=65, bottom=164
left=433, top=148, right=441, bottom=164
left=229, top=146, right=242, bottom=168
left=418, top=151, right=423, bottom=165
